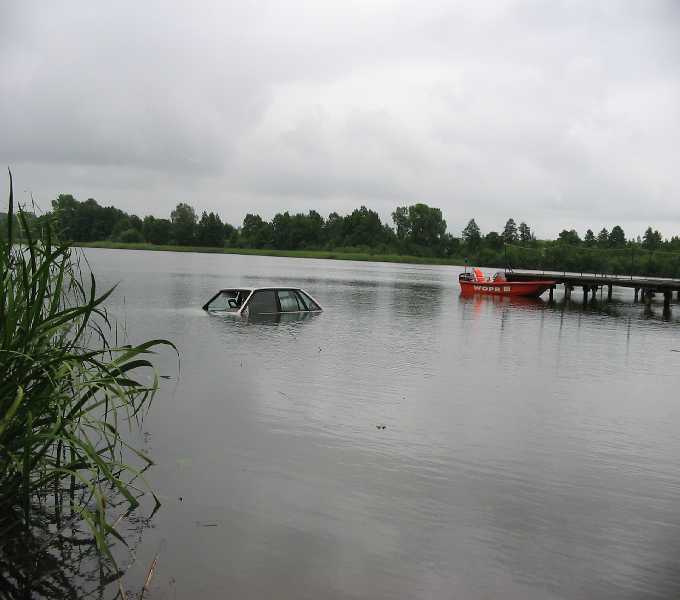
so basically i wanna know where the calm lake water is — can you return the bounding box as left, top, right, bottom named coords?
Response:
left=80, top=249, right=680, bottom=598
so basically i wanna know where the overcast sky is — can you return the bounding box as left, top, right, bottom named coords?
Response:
left=1, top=0, right=679, bottom=239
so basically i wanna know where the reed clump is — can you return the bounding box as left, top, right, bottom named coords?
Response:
left=0, top=170, right=173, bottom=560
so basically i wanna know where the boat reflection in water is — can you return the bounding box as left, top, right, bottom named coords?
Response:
left=458, top=284, right=678, bottom=323
left=474, top=294, right=544, bottom=307
left=459, top=292, right=546, bottom=314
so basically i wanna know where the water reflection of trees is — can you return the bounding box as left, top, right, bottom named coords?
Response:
left=389, top=281, right=445, bottom=320
left=0, top=483, right=157, bottom=599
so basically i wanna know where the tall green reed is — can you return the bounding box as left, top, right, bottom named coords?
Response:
left=0, top=170, right=174, bottom=561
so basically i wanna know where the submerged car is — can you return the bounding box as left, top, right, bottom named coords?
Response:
left=202, top=287, right=322, bottom=316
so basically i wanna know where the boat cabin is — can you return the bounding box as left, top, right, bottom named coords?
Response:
left=459, top=269, right=506, bottom=283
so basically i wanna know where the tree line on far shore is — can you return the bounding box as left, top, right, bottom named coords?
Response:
left=19, top=194, right=458, bottom=257
left=2, top=193, right=680, bottom=276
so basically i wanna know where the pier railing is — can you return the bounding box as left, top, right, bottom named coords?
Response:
left=503, top=244, right=680, bottom=280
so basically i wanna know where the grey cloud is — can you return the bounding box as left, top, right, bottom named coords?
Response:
left=1, top=0, right=679, bottom=238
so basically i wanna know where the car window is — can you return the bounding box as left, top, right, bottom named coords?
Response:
left=278, top=290, right=302, bottom=312
left=247, top=290, right=278, bottom=314
left=207, top=290, right=241, bottom=312
left=298, top=290, right=320, bottom=310
left=293, top=290, right=309, bottom=310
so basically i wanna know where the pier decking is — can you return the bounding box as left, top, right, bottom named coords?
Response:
left=508, top=270, right=680, bottom=310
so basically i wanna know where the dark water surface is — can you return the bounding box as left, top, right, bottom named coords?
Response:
left=87, top=248, right=680, bottom=599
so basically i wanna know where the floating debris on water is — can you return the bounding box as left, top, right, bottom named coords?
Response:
left=195, top=521, right=220, bottom=527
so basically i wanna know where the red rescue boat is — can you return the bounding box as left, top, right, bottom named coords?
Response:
left=459, top=268, right=555, bottom=298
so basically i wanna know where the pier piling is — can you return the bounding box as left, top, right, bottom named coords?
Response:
left=506, top=271, right=680, bottom=311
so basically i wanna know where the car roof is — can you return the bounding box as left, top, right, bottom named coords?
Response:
left=216, top=287, right=309, bottom=292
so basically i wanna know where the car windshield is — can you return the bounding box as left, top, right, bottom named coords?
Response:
left=205, top=289, right=250, bottom=312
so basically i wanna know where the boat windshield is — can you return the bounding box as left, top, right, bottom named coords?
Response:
left=205, top=289, right=250, bottom=312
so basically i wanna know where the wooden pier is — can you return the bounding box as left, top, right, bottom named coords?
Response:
left=508, top=270, right=680, bottom=312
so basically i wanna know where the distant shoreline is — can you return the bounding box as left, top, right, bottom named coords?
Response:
left=73, top=241, right=467, bottom=267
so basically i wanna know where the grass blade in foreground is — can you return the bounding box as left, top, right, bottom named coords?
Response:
left=0, top=170, right=176, bottom=566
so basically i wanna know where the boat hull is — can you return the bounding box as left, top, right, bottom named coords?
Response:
left=459, top=280, right=555, bottom=298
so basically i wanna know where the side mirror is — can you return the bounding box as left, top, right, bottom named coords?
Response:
left=228, top=298, right=238, bottom=309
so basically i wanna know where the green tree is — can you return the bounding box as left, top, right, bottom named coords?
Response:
left=295, top=210, right=324, bottom=248
left=142, top=215, right=157, bottom=242
left=111, top=216, right=140, bottom=241
left=392, top=206, right=410, bottom=241
left=196, top=211, right=226, bottom=247
left=323, top=212, right=345, bottom=247
left=668, top=235, right=680, bottom=251
left=642, top=226, right=662, bottom=250
left=118, top=228, right=144, bottom=243
left=518, top=222, right=532, bottom=242
left=129, top=214, right=143, bottom=232
left=597, top=228, right=609, bottom=246
left=241, top=213, right=272, bottom=248
left=98, top=205, right=127, bottom=239
left=79, top=199, right=108, bottom=241
left=484, top=231, right=503, bottom=250
left=462, top=219, right=481, bottom=249
left=390, top=203, right=447, bottom=254
left=50, top=195, right=129, bottom=242
left=272, top=211, right=294, bottom=248
left=171, top=203, right=197, bottom=245
left=502, top=218, right=518, bottom=244
left=143, top=216, right=172, bottom=245
left=50, top=194, right=79, bottom=240
left=584, top=229, right=595, bottom=246
left=441, top=233, right=460, bottom=257
left=557, top=229, right=580, bottom=245
left=407, top=204, right=446, bottom=250
left=224, top=222, right=238, bottom=246
left=608, top=225, right=626, bottom=247
left=270, top=210, right=324, bottom=249
left=343, top=206, right=388, bottom=247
